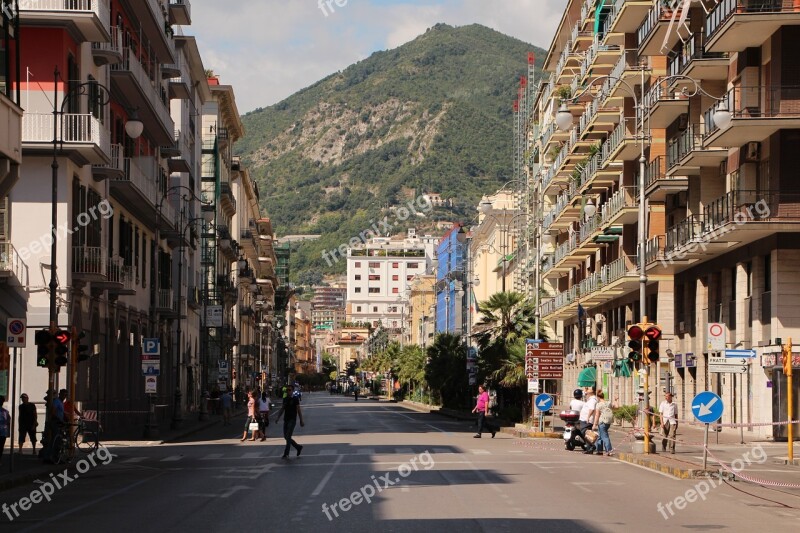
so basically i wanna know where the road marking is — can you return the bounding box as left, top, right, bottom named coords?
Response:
left=310, top=454, right=344, bottom=497
left=241, top=452, right=262, bottom=459
left=472, top=449, right=491, bottom=455
left=161, top=455, right=183, bottom=462
left=509, top=450, right=525, bottom=453
left=120, top=457, right=147, bottom=464
left=214, top=464, right=274, bottom=480
left=201, top=453, right=224, bottom=461
left=318, top=449, right=337, bottom=455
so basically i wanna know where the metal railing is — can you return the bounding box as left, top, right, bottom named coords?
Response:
left=19, top=0, right=110, bottom=24
left=158, top=289, right=174, bottom=310
left=554, top=232, right=578, bottom=265
left=704, top=85, right=800, bottom=133
left=665, top=214, right=707, bottom=254
left=0, top=242, right=29, bottom=287
left=668, top=32, right=727, bottom=77
left=579, top=214, right=601, bottom=243
left=600, top=186, right=637, bottom=225
left=645, top=235, right=665, bottom=265
left=143, top=0, right=176, bottom=58
left=72, top=246, right=107, bottom=276
left=642, top=155, right=666, bottom=189
left=112, top=48, right=174, bottom=135
left=600, top=255, right=636, bottom=285
left=642, top=77, right=676, bottom=110
left=117, top=157, right=159, bottom=207
left=638, top=1, right=676, bottom=47
left=706, top=0, right=797, bottom=41
left=667, top=124, right=704, bottom=168
left=22, top=113, right=110, bottom=155
left=92, top=25, right=122, bottom=57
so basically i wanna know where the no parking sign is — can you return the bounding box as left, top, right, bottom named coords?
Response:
left=7, top=318, right=26, bottom=348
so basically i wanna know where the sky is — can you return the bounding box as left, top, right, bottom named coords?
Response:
left=189, top=0, right=568, bottom=114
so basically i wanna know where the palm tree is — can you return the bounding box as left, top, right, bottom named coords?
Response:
left=491, top=339, right=527, bottom=388
left=425, top=333, right=468, bottom=409
left=472, top=291, right=537, bottom=351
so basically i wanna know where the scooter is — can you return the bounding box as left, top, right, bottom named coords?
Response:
left=559, top=410, right=587, bottom=451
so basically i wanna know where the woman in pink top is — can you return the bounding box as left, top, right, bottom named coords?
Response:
left=471, top=385, right=498, bottom=438
left=241, top=391, right=262, bottom=441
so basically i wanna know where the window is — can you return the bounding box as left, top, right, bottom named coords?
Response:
left=369, top=274, right=380, bottom=281
left=354, top=274, right=361, bottom=280
left=354, top=262, right=361, bottom=268
left=392, top=275, right=399, bottom=281
left=369, top=262, right=380, bottom=268
left=408, top=262, right=419, bottom=268
left=392, top=262, right=399, bottom=268
left=407, top=275, right=413, bottom=281
left=368, top=288, right=380, bottom=294
left=392, top=287, right=399, bottom=293
left=373, top=307, right=378, bottom=313
left=354, top=287, right=361, bottom=293
left=356, top=306, right=362, bottom=312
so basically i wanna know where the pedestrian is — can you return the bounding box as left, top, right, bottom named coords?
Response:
left=354, top=384, right=359, bottom=402
left=257, top=391, right=270, bottom=441
left=18, top=393, right=38, bottom=455
left=274, top=386, right=304, bottom=458
left=0, top=396, right=10, bottom=463
left=579, top=388, right=598, bottom=454
left=592, top=391, right=615, bottom=456
left=61, top=389, right=82, bottom=423
left=220, top=390, right=233, bottom=425
left=241, top=391, right=262, bottom=442
left=658, top=392, right=678, bottom=454
left=471, top=385, right=497, bottom=439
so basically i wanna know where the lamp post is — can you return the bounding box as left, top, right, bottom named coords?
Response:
left=555, top=70, right=730, bottom=453
left=47, top=67, right=142, bottom=445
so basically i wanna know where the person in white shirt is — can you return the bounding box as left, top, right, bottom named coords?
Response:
left=569, top=389, right=585, bottom=412
left=579, top=389, right=598, bottom=454
left=658, top=392, right=678, bottom=453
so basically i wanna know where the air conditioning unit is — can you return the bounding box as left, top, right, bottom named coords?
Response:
left=745, top=141, right=760, bottom=162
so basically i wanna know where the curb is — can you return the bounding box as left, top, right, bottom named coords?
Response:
left=502, top=428, right=561, bottom=439
left=159, top=417, right=225, bottom=444
left=616, top=452, right=709, bottom=479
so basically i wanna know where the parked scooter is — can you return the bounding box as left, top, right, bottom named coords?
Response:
left=560, top=410, right=588, bottom=451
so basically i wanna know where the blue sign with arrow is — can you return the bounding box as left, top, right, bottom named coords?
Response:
left=691, top=391, right=724, bottom=423
left=535, top=393, right=553, bottom=412
left=724, top=349, right=756, bottom=359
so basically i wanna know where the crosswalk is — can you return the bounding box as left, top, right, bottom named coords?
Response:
left=117, top=446, right=513, bottom=464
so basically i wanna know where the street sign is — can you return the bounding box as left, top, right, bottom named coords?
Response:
left=707, top=323, right=725, bottom=351
left=142, top=364, right=160, bottom=376
left=535, top=393, right=553, bottom=412
left=709, top=355, right=749, bottom=373
left=143, top=338, right=160, bottom=356
left=6, top=318, right=26, bottom=348
left=218, top=360, right=229, bottom=376
left=527, top=379, right=538, bottom=393
left=725, top=349, right=756, bottom=359
left=205, top=305, right=223, bottom=327
left=525, top=341, right=564, bottom=379
left=145, top=375, right=157, bottom=394
left=692, top=391, right=724, bottom=423
left=590, top=347, right=614, bottom=361
left=710, top=364, right=748, bottom=374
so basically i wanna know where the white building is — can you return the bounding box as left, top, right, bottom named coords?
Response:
left=346, top=230, right=436, bottom=330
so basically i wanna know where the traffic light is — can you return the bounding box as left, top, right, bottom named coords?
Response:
left=784, top=338, right=793, bottom=376
left=35, top=330, right=52, bottom=368
left=627, top=325, right=644, bottom=363
left=53, top=328, right=71, bottom=367
left=76, top=330, right=90, bottom=363
left=645, top=325, right=662, bottom=362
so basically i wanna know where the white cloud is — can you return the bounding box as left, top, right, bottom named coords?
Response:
left=188, top=0, right=568, bottom=113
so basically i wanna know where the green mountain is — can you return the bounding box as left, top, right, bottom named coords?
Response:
left=237, top=23, right=545, bottom=281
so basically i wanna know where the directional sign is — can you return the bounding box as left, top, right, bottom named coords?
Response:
left=535, top=393, right=553, bottom=412
left=725, top=349, right=756, bottom=359
left=143, top=338, right=160, bottom=356
left=691, top=391, right=724, bottom=423
left=710, top=364, right=748, bottom=374
left=525, top=341, right=564, bottom=379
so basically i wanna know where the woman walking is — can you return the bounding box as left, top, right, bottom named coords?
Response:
left=257, top=390, right=270, bottom=441
left=592, top=391, right=615, bottom=456
left=241, top=391, right=263, bottom=442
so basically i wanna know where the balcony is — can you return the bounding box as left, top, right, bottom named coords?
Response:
left=666, top=123, right=727, bottom=175
left=644, top=155, right=687, bottom=201
left=705, top=0, right=800, bottom=54
left=91, top=26, right=123, bottom=66
left=92, top=143, right=123, bottom=181
left=94, top=257, right=136, bottom=295
left=187, top=286, right=201, bottom=309
left=219, top=181, right=236, bottom=217
left=110, top=48, right=175, bottom=145
left=704, top=85, right=800, bottom=147
left=164, top=54, right=192, bottom=100
left=169, top=0, right=191, bottom=25
left=109, top=156, right=160, bottom=223
left=603, top=119, right=640, bottom=163
left=72, top=246, right=107, bottom=282
left=19, top=0, right=110, bottom=43
left=643, top=78, right=690, bottom=128
left=157, top=289, right=177, bottom=315
left=0, top=242, right=29, bottom=288
left=637, top=2, right=685, bottom=56
left=666, top=32, right=728, bottom=82
left=0, top=93, right=22, bottom=196
left=600, top=186, right=638, bottom=227
left=604, top=49, right=644, bottom=102
left=22, top=113, right=110, bottom=165
left=603, top=0, right=652, bottom=44
left=119, top=0, right=176, bottom=63
left=164, top=130, right=192, bottom=173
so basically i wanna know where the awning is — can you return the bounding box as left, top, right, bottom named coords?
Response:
left=614, top=359, right=632, bottom=378
left=594, top=0, right=608, bottom=34
left=577, top=366, right=597, bottom=387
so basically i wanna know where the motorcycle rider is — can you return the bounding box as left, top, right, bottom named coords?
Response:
left=566, top=389, right=587, bottom=450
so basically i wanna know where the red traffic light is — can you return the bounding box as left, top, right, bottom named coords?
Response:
left=645, top=326, right=662, bottom=341
left=627, top=325, right=644, bottom=340
left=54, top=329, right=71, bottom=344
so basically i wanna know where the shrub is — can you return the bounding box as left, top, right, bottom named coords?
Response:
left=613, top=404, right=638, bottom=425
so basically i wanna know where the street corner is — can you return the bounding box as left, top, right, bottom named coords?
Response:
left=616, top=452, right=696, bottom=479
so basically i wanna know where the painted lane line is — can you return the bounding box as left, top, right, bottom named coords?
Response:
left=120, top=457, right=147, bottom=464
left=310, top=454, right=344, bottom=497
left=160, top=455, right=183, bottom=462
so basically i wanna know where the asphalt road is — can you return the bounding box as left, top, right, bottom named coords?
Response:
left=1, top=394, right=798, bottom=532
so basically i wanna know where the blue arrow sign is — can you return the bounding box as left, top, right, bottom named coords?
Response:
left=535, top=393, right=553, bottom=412
left=724, top=349, right=756, bottom=358
left=691, top=391, right=724, bottom=423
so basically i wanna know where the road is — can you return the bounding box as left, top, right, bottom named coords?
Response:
left=1, top=394, right=798, bottom=532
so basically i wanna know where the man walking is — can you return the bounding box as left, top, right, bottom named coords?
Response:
left=274, top=386, right=304, bottom=458
left=18, top=393, right=38, bottom=455
left=471, top=385, right=497, bottom=439
left=659, top=392, right=678, bottom=453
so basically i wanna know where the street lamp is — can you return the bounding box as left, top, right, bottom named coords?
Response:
left=47, top=68, right=142, bottom=443
left=555, top=71, right=728, bottom=453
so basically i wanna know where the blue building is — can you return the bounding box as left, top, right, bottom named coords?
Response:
left=435, top=225, right=468, bottom=334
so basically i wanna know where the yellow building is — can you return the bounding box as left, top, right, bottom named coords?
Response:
left=408, top=274, right=436, bottom=347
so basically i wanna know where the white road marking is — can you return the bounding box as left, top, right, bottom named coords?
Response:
left=160, top=455, right=183, bottom=462
left=310, top=454, right=344, bottom=497
left=120, top=457, right=147, bottom=464
left=472, top=449, right=491, bottom=455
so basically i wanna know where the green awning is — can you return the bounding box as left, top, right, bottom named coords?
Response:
left=594, top=0, right=608, bottom=34
left=577, top=366, right=597, bottom=387
left=614, top=359, right=632, bottom=378
left=593, top=235, right=620, bottom=243
left=604, top=226, right=623, bottom=235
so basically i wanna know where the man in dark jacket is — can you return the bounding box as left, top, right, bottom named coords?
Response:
left=18, top=393, right=38, bottom=455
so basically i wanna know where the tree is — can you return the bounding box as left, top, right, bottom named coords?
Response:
left=396, top=345, right=426, bottom=394
left=472, top=291, right=536, bottom=350
left=425, top=333, right=468, bottom=409
left=297, top=269, right=324, bottom=287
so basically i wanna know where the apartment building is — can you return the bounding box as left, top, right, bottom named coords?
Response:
left=535, top=0, right=800, bottom=437
left=407, top=273, right=435, bottom=347
left=346, top=229, right=436, bottom=330
left=310, top=286, right=346, bottom=331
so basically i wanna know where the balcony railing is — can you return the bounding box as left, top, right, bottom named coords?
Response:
left=665, top=214, right=707, bottom=254
left=600, top=186, right=637, bottom=225
left=554, top=233, right=578, bottom=265
left=118, top=157, right=159, bottom=207
left=600, top=255, right=636, bottom=286
left=158, top=289, right=174, bottom=310
left=645, top=235, right=665, bottom=265
left=704, top=85, right=800, bottom=133
left=579, top=214, right=602, bottom=243
left=667, top=124, right=703, bottom=168
left=667, top=32, right=727, bottom=77
left=22, top=113, right=110, bottom=154
left=91, top=25, right=122, bottom=60
left=19, top=0, right=109, bottom=21
left=112, top=48, right=174, bottom=135
left=72, top=246, right=107, bottom=277
left=0, top=242, right=29, bottom=287
left=642, top=155, right=666, bottom=189
left=637, top=1, right=675, bottom=47
left=706, top=0, right=798, bottom=42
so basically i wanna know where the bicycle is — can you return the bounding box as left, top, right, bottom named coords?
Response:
left=73, top=417, right=100, bottom=452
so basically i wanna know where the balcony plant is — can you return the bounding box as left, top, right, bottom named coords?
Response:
left=556, top=85, right=573, bottom=101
